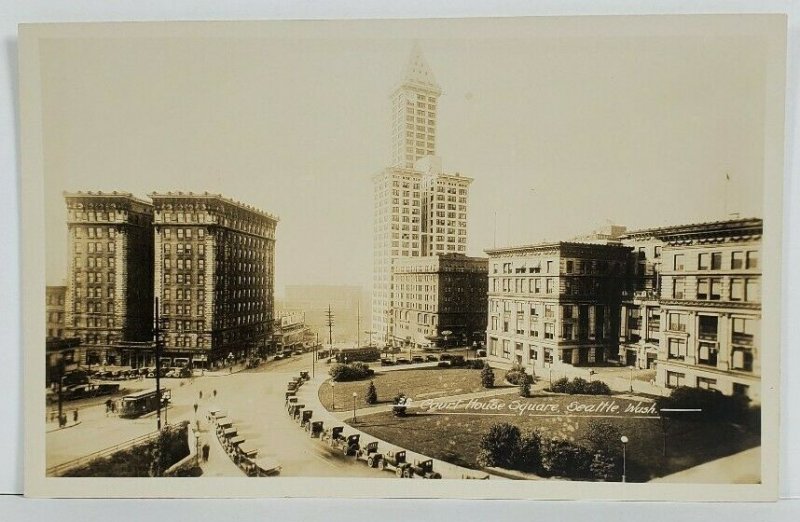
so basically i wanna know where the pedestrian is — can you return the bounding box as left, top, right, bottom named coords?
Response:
left=111, top=401, right=117, bottom=414
left=199, top=390, right=203, bottom=400
left=73, top=409, right=79, bottom=423
left=193, top=403, right=198, bottom=415
left=213, top=389, right=217, bottom=398
left=202, top=443, right=210, bottom=462
left=105, top=398, right=112, bottom=416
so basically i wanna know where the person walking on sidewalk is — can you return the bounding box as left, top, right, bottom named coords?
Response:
left=202, top=443, right=210, bottom=462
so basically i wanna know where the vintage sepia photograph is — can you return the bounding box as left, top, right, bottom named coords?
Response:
left=20, top=15, right=786, bottom=499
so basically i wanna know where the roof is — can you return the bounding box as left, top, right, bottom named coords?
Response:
left=485, top=241, right=632, bottom=256
left=149, top=191, right=279, bottom=223
left=395, top=42, right=442, bottom=94
left=621, top=218, right=762, bottom=240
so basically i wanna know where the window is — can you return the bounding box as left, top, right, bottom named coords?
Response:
left=502, top=340, right=511, bottom=359
left=562, top=305, right=573, bottom=319
left=666, top=371, right=685, bottom=388
left=491, top=316, right=498, bottom=331
left=489, top=337, right=498, bottom=356
left=731, top=348, right=754, bottom=372
left=654, top=246, right=662, bottom=258
left=544, top=304, right=554, bottom=318
left=668, top=338, right=686, bottom=360
left=697, top=278, right=709, bottom=300
left=673, top=254, right=685, bottom=271
left=546, top=279, right=554, bottom=294
left=730, top=278, right=744, bottom=301
left=668, top=313, right=687, bottom=332
left=711, top=252, right=722, bottom=270
left=710, top=278, right=721, bottom=300
left=544, top=323, right=555, bottom=340
left=697, top=377, right=717, bottom=390
left=698, top=342, right=718, bottom=366
left=698, top=315, right=718, bottom=341
left=732, top=317, right=754, bottom=344
left=746, top=251, right=759, bottom=269
left=733, top=383, right=750, bottom=396
left=566, top=260, right=574, bottom=273
left=731, top=251, right=744, bottom=269
left=745, top=279, right=760, bottom=302
left=562, top=324, right=574, bottom=340
left=534, top=279, right=541, bottom=293
left=673, top=277, right=686, bottom=299
left=698, top=253, right=709, bottom=270
left=546, top=261, right=553, bottom=273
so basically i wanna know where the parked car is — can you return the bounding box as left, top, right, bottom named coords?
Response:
left=274, top=353, right=284, bottom=360
left=395, top=358, right=411, bottom=365
left=380, top=358, right=395, bottom=366
left=476, top=349, right=487, bottom=358
left=425, top=355, right=438, bottom=362
left=439, top=354, right=453, bottom=362
left=411, top=356, right=424, bottom=364
left=293, top=350, right=303, bottom=356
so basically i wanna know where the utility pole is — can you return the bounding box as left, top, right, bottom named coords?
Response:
left=357, top=300, right=361, bottom=348
left=313, top=332, right=318, bottom=378
left=326, top=304, right=335, bottom=358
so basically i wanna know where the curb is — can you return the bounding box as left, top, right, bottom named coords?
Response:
left=46, top=420, right=82, bottom=433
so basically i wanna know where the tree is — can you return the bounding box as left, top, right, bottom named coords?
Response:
left=517, top=430, right=542, bottom=472
left=365, top=381, right=378, bottom=405
left=583, top=420, right=622, bottom=457
left=476, top=422, right=521, bottom=468
left=480, top=366, right=495, bottom=388
left=519, top=374, right=532, bottom=397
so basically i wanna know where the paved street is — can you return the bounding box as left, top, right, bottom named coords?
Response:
left=47, top=353, right=386, bottom=477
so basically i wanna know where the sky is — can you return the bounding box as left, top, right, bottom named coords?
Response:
left=40, top=17, right=773, bottom=295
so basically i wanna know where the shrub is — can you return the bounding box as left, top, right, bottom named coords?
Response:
left=583, top=421, right=623, bottom=457
left=585, top=380, right=612, bottom=396
left=505, top=370, right=529, bottom=386
left=565, top=377, right=589, bottom=394
left=550, top=377, right=569, bottom=393
left=437, top=361, right=450, bottom=368
left=519, top=378, right=531, bottom=398
left=540, top=438, right=594, bottom=479
left=480, top=366, right=495, bottom=388
left=590, top=450, right=621, bottom=481
left=657, top=386, right=750, bottom=424
left=365, top=381, right=377, bottom=405
left=476, top=423, right=521, bottom=468
left=466, top=359, right=485, bottom=370
left=328, top=362, right=375, bottom=382
left=517, top=431, right=542, bottom=472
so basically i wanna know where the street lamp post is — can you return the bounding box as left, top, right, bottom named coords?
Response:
left=620, top=435, right=629, bottom=483
left=352, top=392, right=357, bottom=423
left=628, top=366, right=634, bottom=392
left=331, top=381, right=336, bottom=411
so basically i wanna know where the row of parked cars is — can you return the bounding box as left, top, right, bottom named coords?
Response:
left=381, top=352, right=486, bottom=366
left=91, top=367, right=192, bottom=380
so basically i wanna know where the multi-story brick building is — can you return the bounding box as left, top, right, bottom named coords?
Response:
left=485, top=242, right=631, bottom=371
left=63, top=191, right=154, bottom=367
left=46, top=285, right=67, bottom=339
left=151, top=192, right=278, bottom=368
left=391, top=254, right=487, bottom=348
left=648, top=218, right=762, bottom=402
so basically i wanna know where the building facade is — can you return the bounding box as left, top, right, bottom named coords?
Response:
left=372, top=45, right=473, bottom=346
left=392, top=254, right=487, bottom=348
left=63, top=192, right=154, bottom=367
left=650, top=219, right=762, bottom=401
left=151, top=192, right=278, bottom=368
left=274, top=311, right=315, bottom=353
left=485, top=242, right=631, bottom=372
left=46, top=285, right=67, bottom=339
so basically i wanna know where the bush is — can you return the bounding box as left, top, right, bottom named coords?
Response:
left=505, top=370, right=530, bottom=386
left=590, top=450, right=621, bottom=481
left=476, top=423, right=521, bottom=468
left=550, top=377, right=569, bottom=393
left=517, top=431, right=542, bottom=472
left=365, top=381, right=377, bottom=405
left=519, top=378, right=531, bottom=398
left=583, top=421, right=622, bottom=457
left=540, top=438, right=594, bottom=479
left=480, top=366, right=495, bottom=388
left=565, top=377, right=589, bottom=394
left=585, top=380, right=612, bottom=395
left=437, top=361, right=450, bottom=368
left=656, top=386, right=750, bottom=424
left=465, top=359, right=485, bottom=370
left=328, top=362, right=375, bottom=382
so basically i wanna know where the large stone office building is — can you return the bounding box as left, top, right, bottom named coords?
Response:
left=63, top=191, right=154, bottom=367
left=151, top=192, right=278, bottom=368
left=392, top=254, right=488, bottom=349
left=485, top=242, right=631, bottom=371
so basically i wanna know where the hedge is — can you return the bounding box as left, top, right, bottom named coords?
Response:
left=549, top=376, right=611, bottom=395
left=328, top=362, right=375, bottom=382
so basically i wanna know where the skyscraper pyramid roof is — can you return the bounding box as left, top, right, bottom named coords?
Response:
left=400, top=42, right=441, bottom=93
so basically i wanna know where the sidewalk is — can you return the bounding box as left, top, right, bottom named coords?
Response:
left=649, top=446, right=760, bottom=484
left=295, top=373, right=502, bottom=480
left=196, top=417, right=245, bottom=477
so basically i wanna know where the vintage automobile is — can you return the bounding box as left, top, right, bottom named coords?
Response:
left=411, top=355, right=425, bottom=364
left=299, top=409, right=313, bottom=428
left=425, top=355, right=438, bottom=362
left=392, top=394, right=410, bottom=417
left=410, top=459, right=442, bottom=479
left=355, top=441, right=382, bottom=468
left=306, top=420, right=324, bottom=438
left=381, top=450, right=411, bottom=477
left=380, top=358, right=395, bottom=366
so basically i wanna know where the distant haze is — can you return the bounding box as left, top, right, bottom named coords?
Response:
left=41, top=17, right=769, bottom=294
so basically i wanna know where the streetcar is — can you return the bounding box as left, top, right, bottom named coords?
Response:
left=118, top=388, right=171, bottom=418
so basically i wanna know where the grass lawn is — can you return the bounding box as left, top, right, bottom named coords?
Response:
left=349, top=393, right=760, bottom=482
left=318, top=367, right=510, bottom=412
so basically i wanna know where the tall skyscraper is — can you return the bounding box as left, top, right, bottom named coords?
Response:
left=63, top=191, right=154, bottom=367
left=391, top=43, right=442, bottom=169
left=373, top=45, right=474, bottom=346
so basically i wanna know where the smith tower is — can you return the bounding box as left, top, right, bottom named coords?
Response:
left=391, top=43, right=442, bottom=169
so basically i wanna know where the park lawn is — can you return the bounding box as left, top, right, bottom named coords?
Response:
left=349, top=393, right=760, bottom=482
left=318, top=367, right=510, bottom=412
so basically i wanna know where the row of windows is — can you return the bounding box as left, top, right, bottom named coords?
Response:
left=666, top=341, right=754, bottom=372
left=671, top=277, right=760, bottom=302
left=75, top=242, right=116, bottom=254
left=74, top=226, right=117, bottom=239
left=672, top=250, right=759, bottom=271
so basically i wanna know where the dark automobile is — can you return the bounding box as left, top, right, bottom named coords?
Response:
left=380, top=358, right=395, bottom=366
left=425, top=355, right=438, bottom=362
left=395, top=358, right=411, bottom=365
left=439, top=354, right=453, bottom=362
left=411, top=356, right=424, bottom=364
